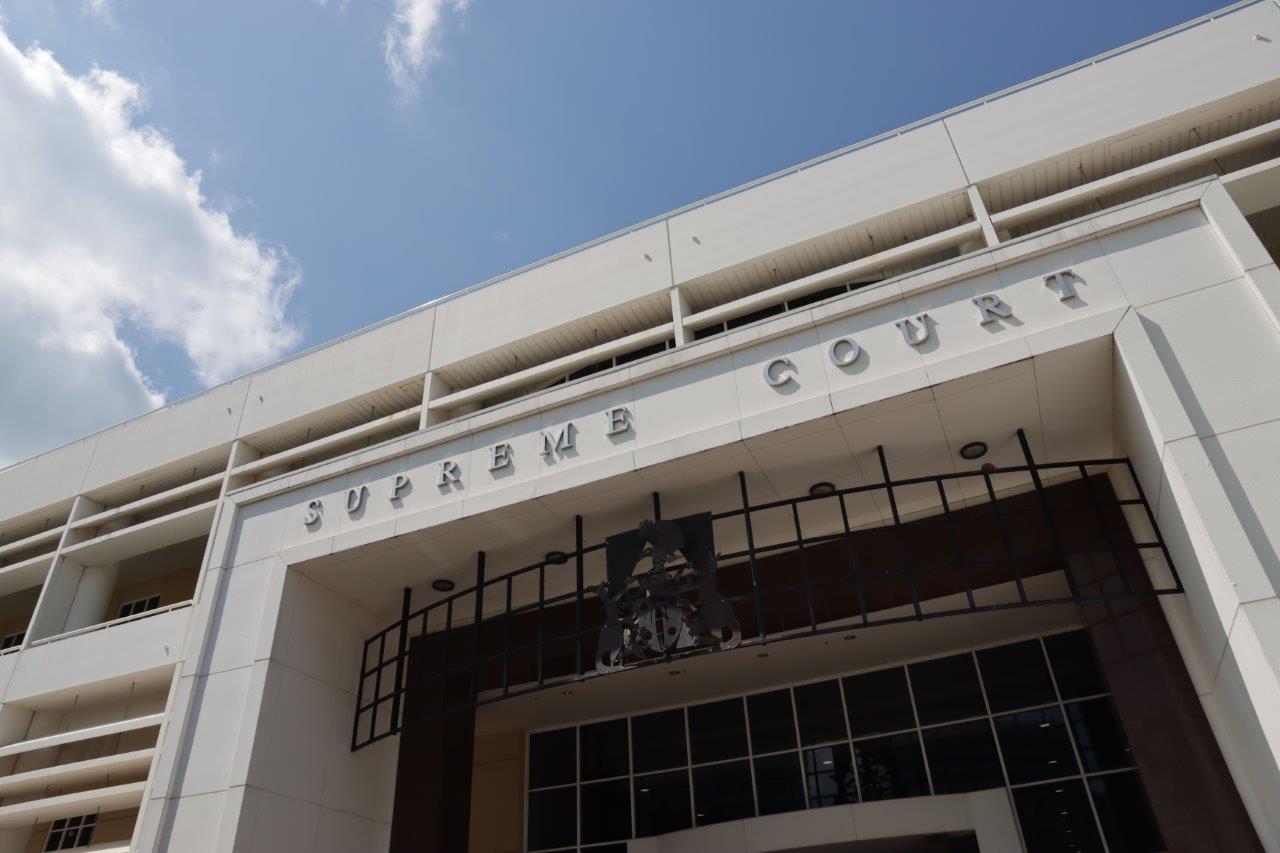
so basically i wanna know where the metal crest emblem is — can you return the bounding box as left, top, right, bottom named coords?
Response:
left=594, top=513, right=741, bottom=674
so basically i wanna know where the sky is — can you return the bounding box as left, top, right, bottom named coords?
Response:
left=0, top=0, right=1227, bottom=466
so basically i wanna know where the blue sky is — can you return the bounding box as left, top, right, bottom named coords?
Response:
left=0, top=0, right=1225, bottom=463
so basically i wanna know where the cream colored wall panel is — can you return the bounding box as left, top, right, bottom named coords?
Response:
left=80, top=379, right=249, bottom=495
left=429, top=223, right=671, bottom=368
left=0, top=438, right=96, bottom=523
left=238, top=307, right=436, bottom=438
left=1139, top=277, right=1280, bottom=438
left=945, top=2, right=1280, bottom=182
left=667, top=123, right=968, bottom=286
left=1100, top=209, right=1240, bottom=307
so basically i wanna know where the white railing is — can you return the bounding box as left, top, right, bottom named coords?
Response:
left=28, top=601, right=192, bottom=648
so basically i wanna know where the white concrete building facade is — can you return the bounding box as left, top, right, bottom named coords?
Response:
left=3, top=3, right=1280, bottom=851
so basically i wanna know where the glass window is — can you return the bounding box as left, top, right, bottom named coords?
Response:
left=909, top=654, right=986, bottom=725
left=747, top=689, right=796, bottom=754
left=1067, top=698, right=1133, bottom=773
left=995, top=706, right=1079, bottom=784
left=43, top=814, right=97, bottom=852
left=922, top=720, right=1004, bottom=794
left=692, top=759, right=755, bottom=825
left=854, top=732, right=930, bottom=801
left=580, top=718, right=628, bottom=781
left=528, top=727, right=576, bottom=789
left=1012, top=780, right=1104, bottom=853
left=631, top=709, right=686, bottom=774
left=688, top=697, right=748, bottom=764
left=803, top=743, right=857, bottom=807
left=633, top=770, right=692, bottom=837
left=1043, top=630, right=1107, bottom=699
left=580, top=779, right=631, bottom=845
left=753, top=752, right=805, bottom=816
left=843, top=667, right=915, bottom=737
left=1088, top=771, right=1164, bottom=853
left=976, top=639, right=1057, bottom=712
left=527, top=786, right=576, bottom=851
left=793, top=680, right=847, bottom=745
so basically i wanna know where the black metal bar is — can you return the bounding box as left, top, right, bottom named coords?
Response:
left=369, top=632, right=386, bottom=742
left=791, top=503, right=818, bottom=633
left=738, top=471, right=767, bottom=642
left=574, top=516, right=584, bottom=677
left=1016, top=429, right=1083, bottom=599
left=836, top=494, right=870, bottom=624
left=876, top=446, right=922, bottom=619
left=470, top=553, right=486, bottom=706
left=351, top=639, right=371, bottom=750
left=502, top=576, right=512, bottom=697
left=1125, top=459, right=1185, bottom=592
left=389, top=587, right=412, bottom=731
left=936, top=480, right=976, bottom=610
left=652, top=491, right=661, bottom=521
left=1077, top=463, right=1133, bottom=595
left=537, top=563, right=545, bottom=687
left=983, top=471, right=1029, bottom=604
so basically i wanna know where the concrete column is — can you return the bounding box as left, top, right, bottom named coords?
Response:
left=966, top=184, right=1000, bottom=248
left=419, top=371, right=454, bottom=429
left=63, top=562, right=119, bottom=632
left=670, top=286, right=692, bottom=347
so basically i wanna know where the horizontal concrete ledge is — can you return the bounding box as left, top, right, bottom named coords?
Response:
left=0, top=714, right=163, bottom=761
left=0, top=748, right=154, bottom=799
left=0, top=780, right=145, bottom=828
left=60, top=500, right=217, bottom=565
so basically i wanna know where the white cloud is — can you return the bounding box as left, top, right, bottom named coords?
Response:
left=0, top=27, right=300, bottom=465
left=80, top=0, right=117, bottom=24
left=383, top=0, right=468, bottom=97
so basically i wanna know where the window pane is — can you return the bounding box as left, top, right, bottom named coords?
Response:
left=580, top=779, right=631, bottom=845
left=793, top=680, right=847, bottom=745
left=633, top=770, right=692, bottom=837
left=688, top=697, right=748, bottom=764
left=692, top=759, right=755, bottom=825
left=747, top=689, right=796, bottom=754
left=843, top=667, right=915, bottom=737
left=1089, top=771, right=1164, bottom=853
left=1012, top=780, right=1104, bottom=853
left=803, top=743, right=857, bottom=807
left=527, top=786, right=576, bottom=851
left=995, top=705, right=1079, bottom=784
left=922, top=720, right=1004, bottom=794
left=580, top=718, right=629, bottom=781
left=909, top=654, right=986, bottom=725
left=854, top=733, right=929, bottom=801
left=976, top=639, right=1057, bottom=712
left=631, top=709, right=687, bottom=774
left=528, top=727, right=576, bottom=789
left=1067, top=698, right=1133, bottom=773
left=1043, top=630, right=1106, bottom=699
left=753, top=752, right=806, bottom=816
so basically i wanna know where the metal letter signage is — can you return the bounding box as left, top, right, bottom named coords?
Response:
left=828, top=336, right=861, bottom=367
left=594, top=514, right=740, bottom=673
left=346, top=485, right=368, bottom=514
left=973, top=293, right=1013, bottom=324
left=1044, top=269, right=1079, bottom=301
left=540, top=423, right=575, bottom=457
left=763, top=357, right=798, bottom=387
left=896, top=314, right=931, bottom=346
left=303, top=499, right=323, bottom=525
left=488, top=442, right=512, bottom=471
left=605, top=407, right=632, bottom=436
left=389, top=474, right=410, bottom=500
left=436, top=460, right=462, bottom=488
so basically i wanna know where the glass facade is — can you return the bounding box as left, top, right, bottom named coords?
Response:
left=525, top=629, right=1163, bottom=852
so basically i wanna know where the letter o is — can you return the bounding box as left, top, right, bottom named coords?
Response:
left=828, top=337, right=861, bottom=367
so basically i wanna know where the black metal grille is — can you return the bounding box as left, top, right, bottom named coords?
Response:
left=351, top=431, right=1181, bottom=751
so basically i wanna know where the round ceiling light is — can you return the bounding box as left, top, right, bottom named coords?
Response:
left=809, top=481, right=837, bottom=497
left=959, top=441, right=989, bottom=461
left=544, top=551, right=569, bottom=565
left=431, top=578, right=455, bottom=593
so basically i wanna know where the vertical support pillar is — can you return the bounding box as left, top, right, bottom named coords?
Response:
left=390, top=634, right=476, bottom=853
left=669, top=287, right=691, bottom=347
left=966, top=184, right=1000, bottom=248
left=419, top=371, right=454, bottom=430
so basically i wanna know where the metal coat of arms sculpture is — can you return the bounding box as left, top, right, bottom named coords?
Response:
left=594, top=512, right=741, bottom=674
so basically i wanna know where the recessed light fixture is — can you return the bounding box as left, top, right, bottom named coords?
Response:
left=431, top=579, right=455, bottom=593
left=544, top=551, right=569, bottom=565
left=756, top=652, right=769, bottom=659
left=668, top=669, right=683, bottom=676
left=809, top=481, right=837, bottom=497
left=959, top=440, right=989, bottom=460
